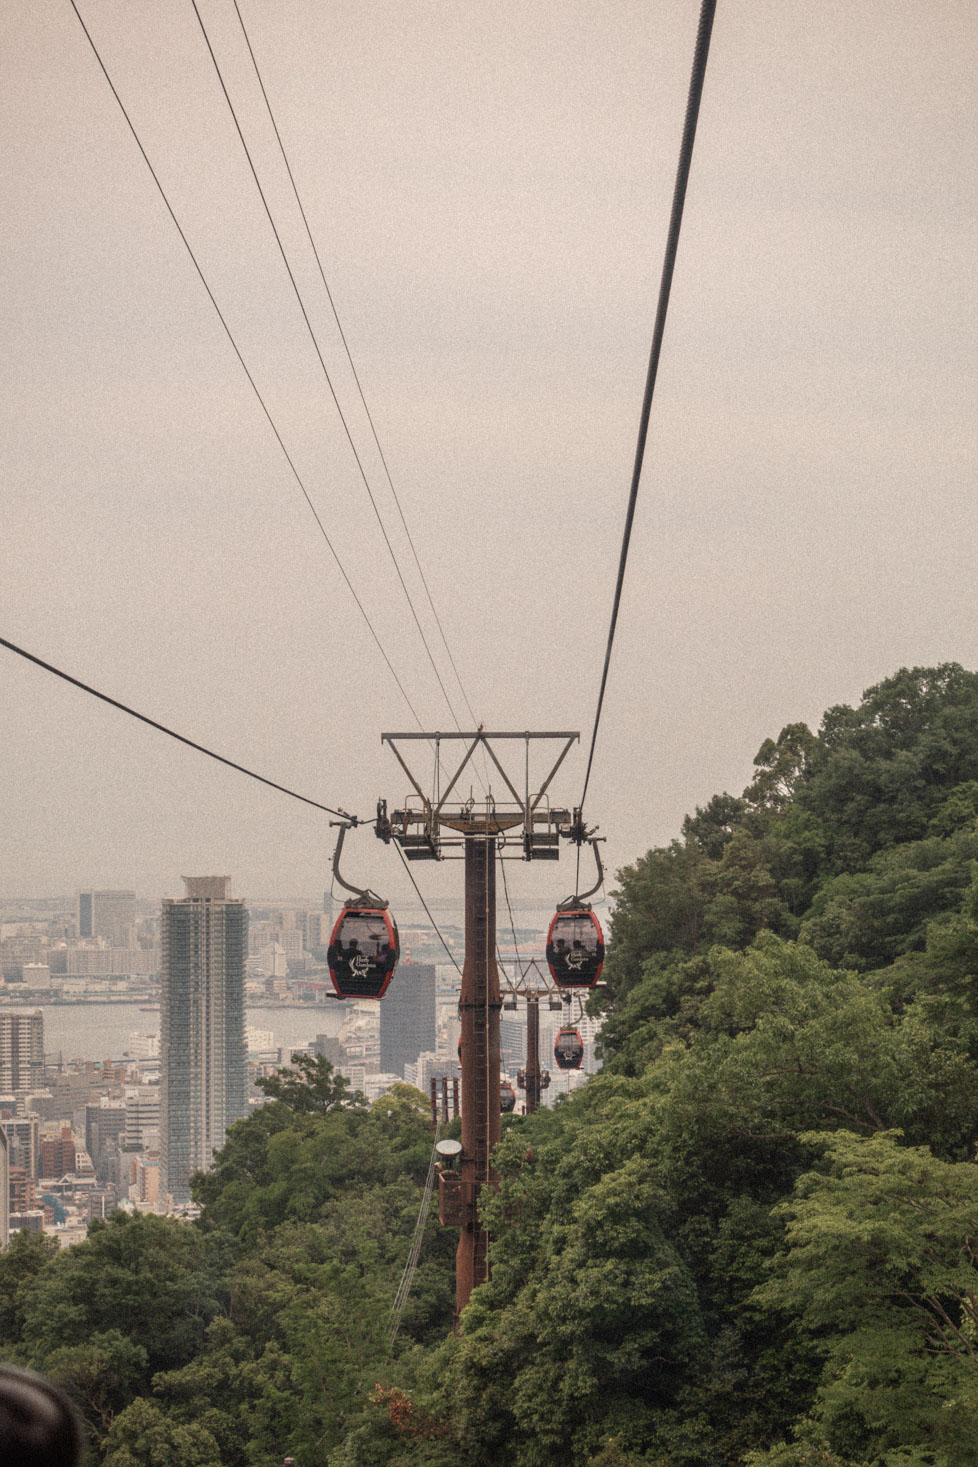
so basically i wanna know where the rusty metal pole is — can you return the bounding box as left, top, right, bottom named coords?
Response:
left=524, top=994, right=542, bottom=1114
left=456, top=835, right=500, bottom=1321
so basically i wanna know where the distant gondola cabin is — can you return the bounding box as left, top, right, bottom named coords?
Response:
left=554, top=1028, right=584, bottom=1070
left=327, top=905, right=399, bottom=999
left=545, top=908, right=604, bottom=988
left=500, top=1081, right=517, bottom=1113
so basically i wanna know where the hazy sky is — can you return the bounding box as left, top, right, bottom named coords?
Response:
left=2, top=1, right=976, bottom=912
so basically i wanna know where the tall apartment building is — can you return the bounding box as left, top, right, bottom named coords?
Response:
left=160, top=877, right=247, bottom=1204
left=1, top=1114, right=39, bottom=1185
left=379, top=963, right=436, bottom=1080
left=77, top=889, right=136, bottom=947
left=0, top=1012, right=44, bottom=1093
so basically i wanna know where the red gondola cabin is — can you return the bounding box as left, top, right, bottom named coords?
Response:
left=545, top=908, right=604, bottom=988
left=500, top=1081, right=517, bottom=1113
left=554, top=1028, right=584, bottom=1070
left=327, top=905, right=399, bottom=999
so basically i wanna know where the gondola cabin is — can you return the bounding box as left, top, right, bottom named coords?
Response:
left=327, top=905, right=399, bottom=999
left=545, top=908, right=604, bottom=988
left=554, top=1028, right=584, bottom=1070
left=500, top=1081, right=517, bottom=1113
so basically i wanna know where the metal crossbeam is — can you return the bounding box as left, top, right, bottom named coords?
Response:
left=381, top=730, right=579, bottom=856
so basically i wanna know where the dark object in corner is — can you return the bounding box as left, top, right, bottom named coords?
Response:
left=0, top=1365, right=84, bottom=1467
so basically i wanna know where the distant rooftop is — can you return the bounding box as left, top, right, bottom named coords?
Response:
left=180, top=877, right=231, bottom=901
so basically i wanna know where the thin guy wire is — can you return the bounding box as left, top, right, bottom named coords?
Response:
left=0, top=634, right=356, bottom=820
left=230, top=0, right=481, bottom=729
left=579, top=0, right=717, bottom=811
left=189, top=0, right=464, bottom=732
left=387, top=1127, right=440, bottom=1351
left=67, top=0, right=425, bottom=731
left=497, top=848, right=525, bottom=980
left=393, top=842, right=462, bottom=975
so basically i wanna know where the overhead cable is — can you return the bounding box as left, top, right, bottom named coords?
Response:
left=0, top=634, right=356, bottom=820
left=393, top=843, right=462, bottom=975
left=497, top=850, right=525, bottom=981
left=387, top=1130, right=440, bottom=1351
left=67, top=0, right=425, bottom=731
left=230, top=0, right=481, bottom=731
left=189, top=0, right=467, bottom=733
left=579, top=0, right=717, bottom=811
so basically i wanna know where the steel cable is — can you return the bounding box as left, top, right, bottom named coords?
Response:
left=189, top=0, right=467, bottom=734
left=0, top=634, right=357, bottom=820
left=229, top=0, right=482, bottom=730
left=579, top=0, right=717, bottom=811
left=67, top=0, right=425, bottom=730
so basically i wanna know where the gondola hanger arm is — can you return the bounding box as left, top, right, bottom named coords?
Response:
left=330, top=819, right=387, bottom=908
left=557, top=837, right=605, bottom=911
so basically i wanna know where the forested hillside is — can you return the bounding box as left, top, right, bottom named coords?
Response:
left=5, top=664, right=978, bottom=1466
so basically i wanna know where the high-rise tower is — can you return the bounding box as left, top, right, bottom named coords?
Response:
left=379, top=962, right=436, bottom=1079
left=160, top=877, right=247, bottom=1205
left=0, top=1011, right=44, bottom=1093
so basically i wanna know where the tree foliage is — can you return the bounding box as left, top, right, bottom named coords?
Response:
left=753, top=1132, right=978, bottom=1466
left=10, top=663, right=978, bottom=1466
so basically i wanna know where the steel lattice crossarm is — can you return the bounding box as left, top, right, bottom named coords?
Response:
left=499, top=956, right=566, bottom=1006
left=376, top=729, right=579, bottom=860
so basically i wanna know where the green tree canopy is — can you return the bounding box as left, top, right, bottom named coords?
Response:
left=753, top=1131, right=978, bottom=1467
left=255, top=1052, right=363, bottom=1113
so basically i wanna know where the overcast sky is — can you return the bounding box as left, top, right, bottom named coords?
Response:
left=2, top=0, right=976, bottom=913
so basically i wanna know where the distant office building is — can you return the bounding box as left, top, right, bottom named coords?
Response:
left=410, top=1050, right=460, bottom=1097
left=278, top=929, right=303, bottom=959
left=8, top=1210, right=44, bottom=1235
left=499, top=1015, right=526, bottom=1071
left=85, top=1099, right=128, bottom=1182
left=0, top=936, right=45, bottom=983
left=125, top=1085, right=160, bottom=1151
left=66, top=947, right=159, bottom=977
left=77, top=890, right=136, bottom=947
left=311, top=1034, right=341, bottom=1068
left=19, top=964, right=51, bottom=992
left=160, top=877, right=247, bottom=1204
left=0, top=1013, right=44, bottom=1093
left=379, top=963, right=436, bottom=1079
left=300, top=910, right=330, bottom=949
left=131, top=1154, right=160, bottom=1208
left=87, top=1189, right=116, bottom=1222
left=126, top=1032, right=159, bottom=1060
left=39, top=1126, right=76, bottom=1179
left=362, top=1073, right=403, bottom=1102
